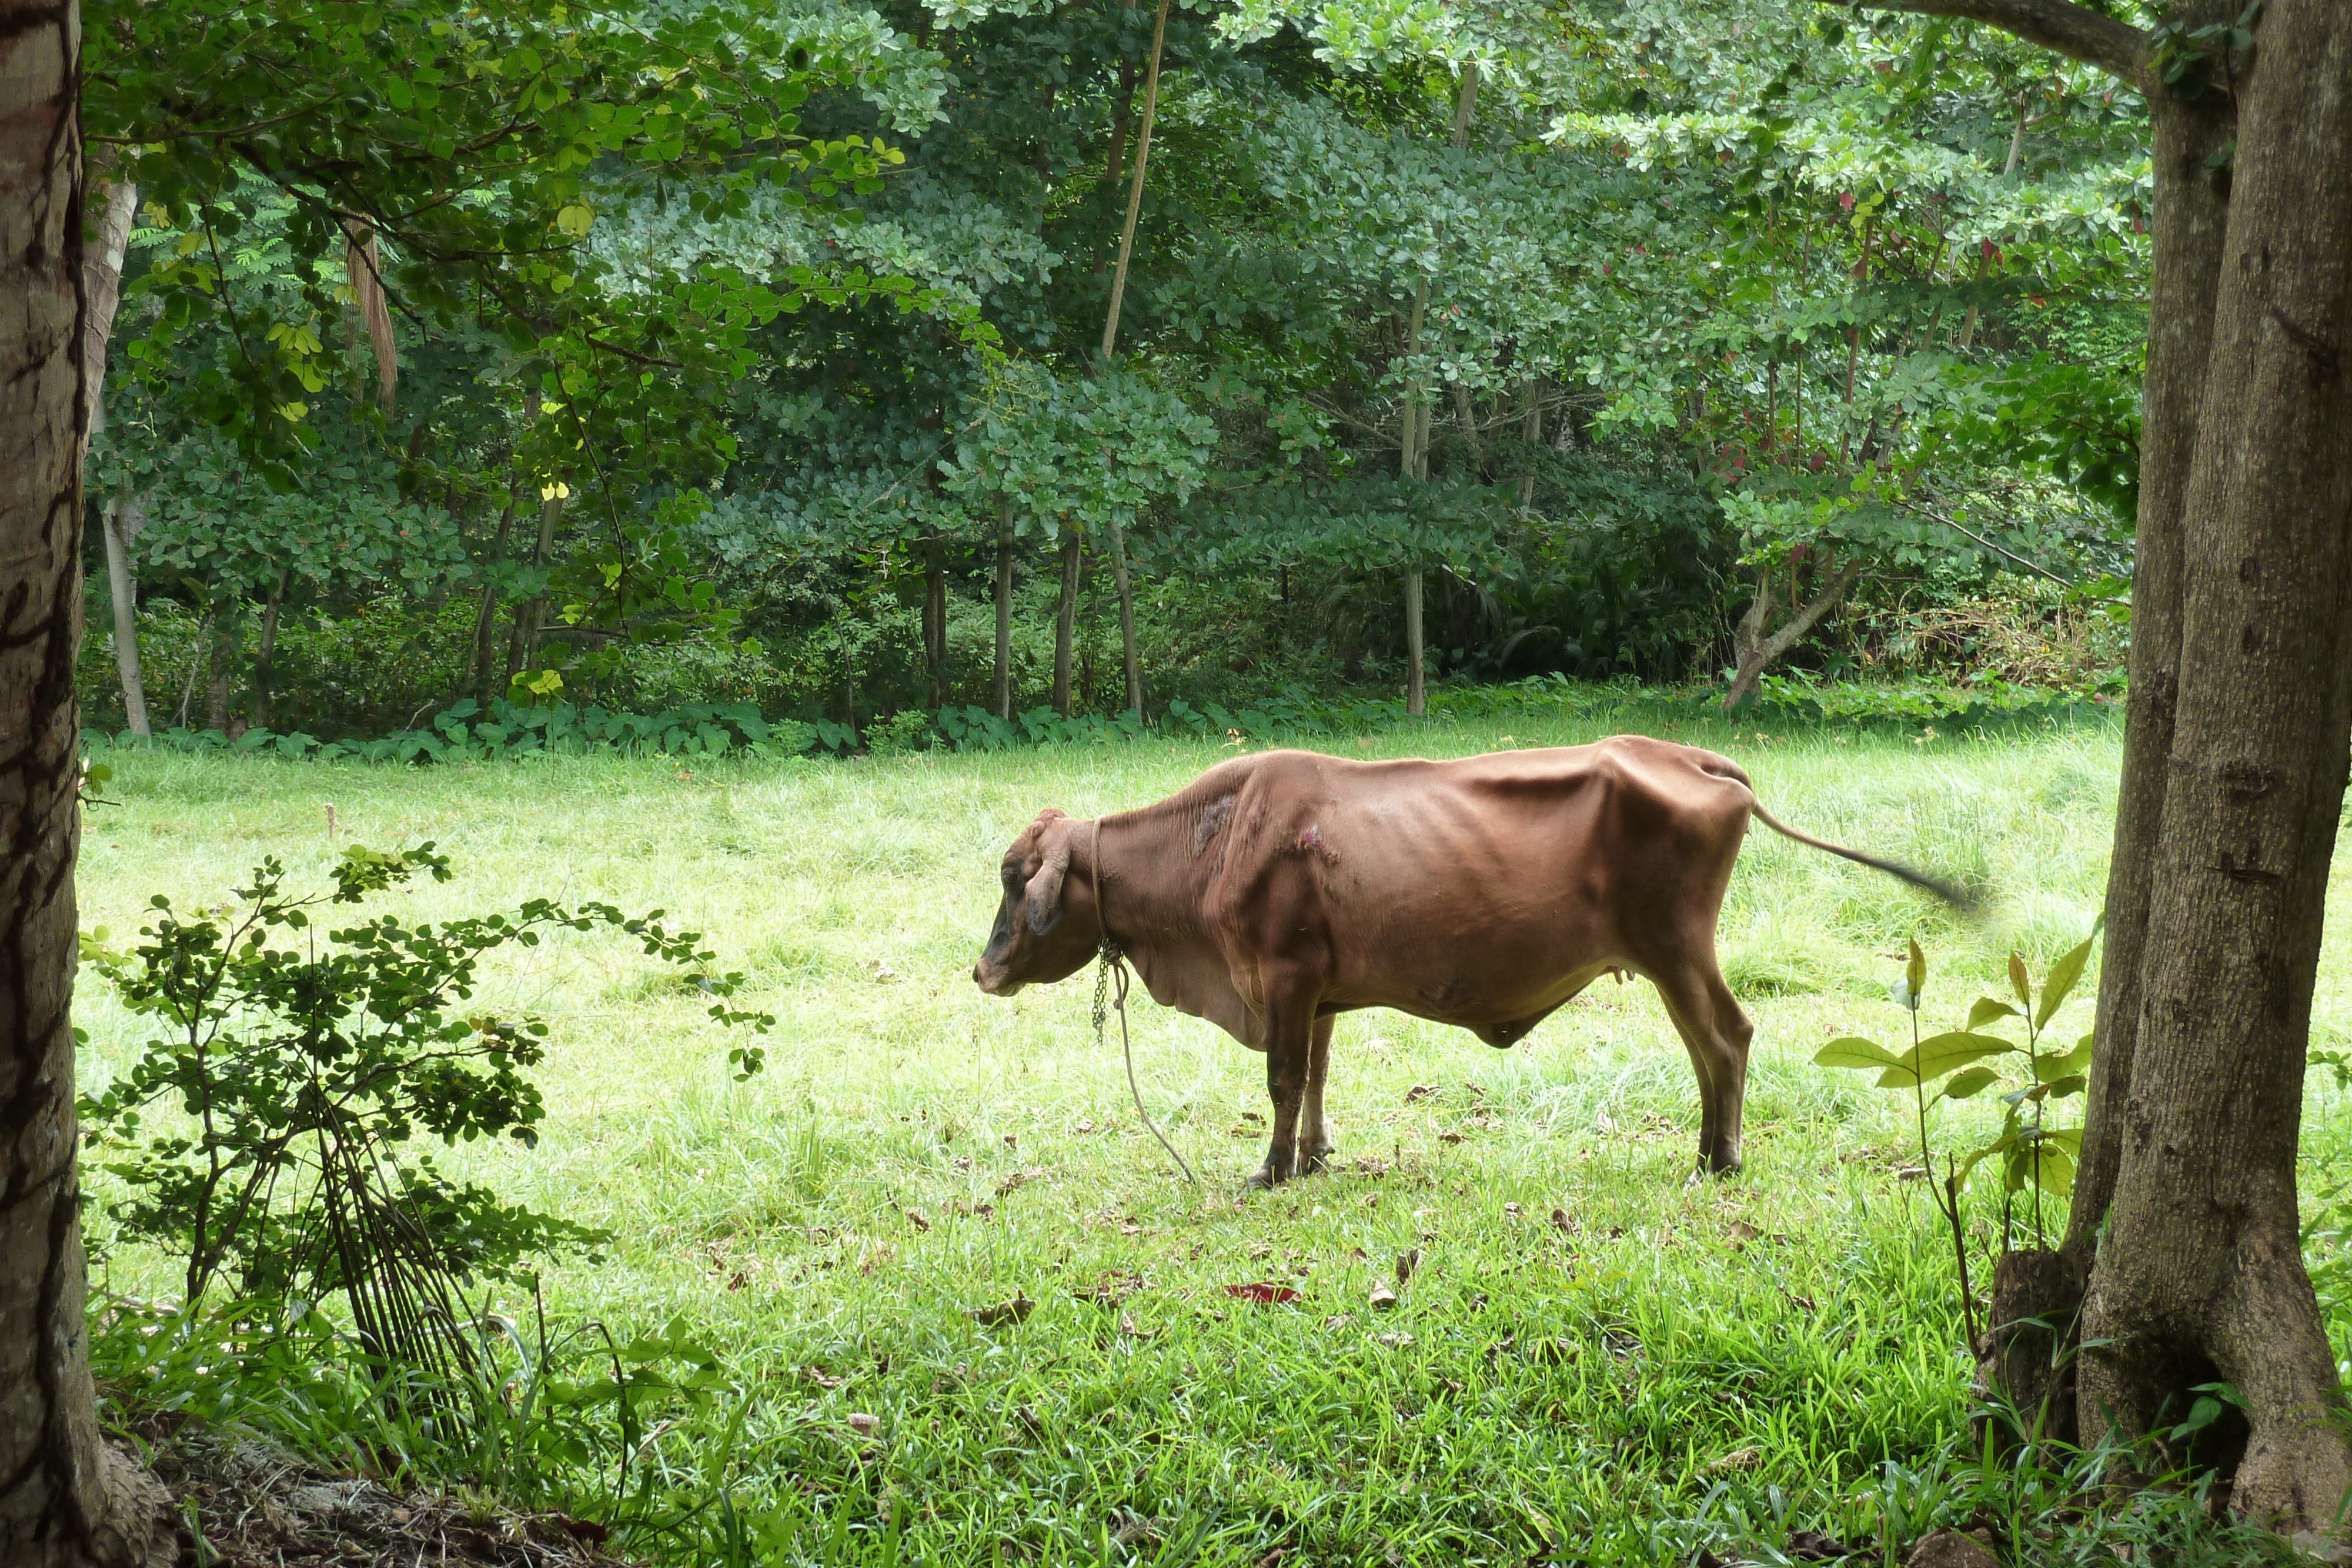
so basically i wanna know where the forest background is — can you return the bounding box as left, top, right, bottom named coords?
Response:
left=81, top=0, right=2149, bottom=748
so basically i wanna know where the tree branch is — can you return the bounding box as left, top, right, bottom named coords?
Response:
left=1836, top=0, right=2151, bottom=89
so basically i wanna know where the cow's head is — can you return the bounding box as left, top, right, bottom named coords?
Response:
left=973, top=808, right=1100, bottom=995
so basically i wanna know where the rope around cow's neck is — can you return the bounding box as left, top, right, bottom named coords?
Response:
left=1090, top=818, right=1199, bottom=1187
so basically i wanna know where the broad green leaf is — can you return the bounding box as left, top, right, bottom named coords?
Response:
left=2036, top=1040, right=2092, bottom=1083
left=1880, top=1032, right=2014, bottom=1091
left=2042, top=1074, right=2087, bottom=1098
left=1905, top=939, right=1926, bottom=1005
left=2046, top=1126, right=2083, bottom=1156
left=2035, top=934, right=2096, bottom=1028
left=1967, top=997, right=2020, bottom=1029
left=1941, top=1065, right=2001, bottom=1101
left=1815, top=1037, right=1903, bottom=1071
left=2009, top=951, right=2032, bottom=1008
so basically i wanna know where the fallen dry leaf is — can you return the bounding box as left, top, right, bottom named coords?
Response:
left=1224, top=1281, right=1301, bottom=1305
left=1436, top=1131, right=1464, bottom=1145
left=1324, top=1313, right=1354, bottom=1331
left=1075, top=1118, right=1097, bottom=1135
left=1395, top=1248, right=1421, bottom=1285
left=970, top=1292, right=1034, bottom=1328
left=905, top=1208, right=931, bottom=1232
left=995, top=1168, right=1045, bottom=1197
left=846, top=1412, right=881, bottom=1437
left=1502, top=1202, right=1522, bottom=1219
left=1405, top=1084, right=1436, bottom=1103
left=1549, top=1208, right=1578, bottom=1233
left=1708, top=1447, right=1760, bottom=1473
left=1375, top=1331, right=1413, bottom=1349
left=1368, top=1283, right=1399, bottom=1310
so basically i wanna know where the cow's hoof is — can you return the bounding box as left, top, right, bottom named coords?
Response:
left=1245, top=1166, right=1277, bottom=1192
left=1302, top=1147, right=1333, bottom=1175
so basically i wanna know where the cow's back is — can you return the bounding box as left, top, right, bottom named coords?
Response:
left=1202, top=737, right=1753, bottom=1025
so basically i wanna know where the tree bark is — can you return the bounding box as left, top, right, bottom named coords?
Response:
left=1516, top=379, right=1542, bottom=508
left=921, top=534, right=947, bottom=709
left=1395, top=64, right=1476, bottom=720
left=205, top=603, right=235, bottom=734
left=1720, top=558, right=1860, bottom=710
left=470, top=489, right=517, bottom=704
left=1108, top=521, right=1142, bottom=717
left=993, top=500, right=1014, bottom=721
left=81, top=172, right=143, bottom=736
left=0, top=3, right=178, bottom=1560
left=2074, top=2, right=2352, bottom=1530
left=1051, top=528, right=1081, bottom=717
left=506, top=486, right=563, bottom=688
left=250, top=574, right=285, bottom=732
left=99, top=499, right=145, bottom=736
left=1404, top=567, right=1426, bottom=717
left=2065, top=73, right=2236, bottom=1276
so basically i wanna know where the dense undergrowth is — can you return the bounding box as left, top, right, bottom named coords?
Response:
left=73, top=709, right=2330, bottom=1567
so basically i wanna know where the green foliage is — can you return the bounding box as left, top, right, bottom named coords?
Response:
left=79, top=847, right=772, bottom=1318
left=1817, top=930, right=2099, bottom=1284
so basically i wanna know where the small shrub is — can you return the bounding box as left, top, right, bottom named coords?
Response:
left=79, top=844, right=771, bottom=1378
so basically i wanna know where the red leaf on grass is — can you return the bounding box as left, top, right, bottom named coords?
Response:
left=1223, top=1282, right=1301, bottom=1305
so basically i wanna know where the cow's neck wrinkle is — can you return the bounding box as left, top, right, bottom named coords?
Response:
left=1092, top=801, right=1255, bottom=1040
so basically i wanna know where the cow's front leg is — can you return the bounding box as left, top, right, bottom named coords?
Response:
left=1248, top=992, right=1319, bottom=1190
left=1299, top=1014, right=1337, bottom=1174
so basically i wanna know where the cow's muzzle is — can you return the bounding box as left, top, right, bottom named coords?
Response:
left=972, top=959, right=1023, bottom=997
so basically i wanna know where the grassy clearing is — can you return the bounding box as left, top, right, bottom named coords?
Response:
left=74, top=703, right=2352, bottom=1565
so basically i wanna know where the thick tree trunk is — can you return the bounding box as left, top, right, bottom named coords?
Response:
left=0, top=4, right=178, bottom=1562
left=993, top=502, right=1013, bottom=721
left=2066, top=82, right=2237, bottom=1270
left=1051, top=529, right=1080, bottom=717
left=99, top=499, right=145, bottom=735
left=2074, top=4, right=2352, bottom=1531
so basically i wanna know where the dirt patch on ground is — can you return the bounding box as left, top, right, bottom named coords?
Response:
left=135, top=1417, right=626, bottom=1567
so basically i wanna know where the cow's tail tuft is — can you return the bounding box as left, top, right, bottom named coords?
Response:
left=1746, top=798, right=1980, bottom=913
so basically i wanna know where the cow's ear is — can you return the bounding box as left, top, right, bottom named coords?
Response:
left=1025, top=834, right=1071, bottom=934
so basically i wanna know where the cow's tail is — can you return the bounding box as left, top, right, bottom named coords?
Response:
left=1746, top=797, right=1979, bottom=912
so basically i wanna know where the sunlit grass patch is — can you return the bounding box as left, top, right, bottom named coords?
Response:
left=75, top=706, right=2352, bottom=1564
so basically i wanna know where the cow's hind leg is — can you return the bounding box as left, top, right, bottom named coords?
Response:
left=1299, top=1015, right=1337, bottom=1174
left=1248, top=988, right=1320, bottom=1191
left=1653, top=954, right=1756, bottom=1177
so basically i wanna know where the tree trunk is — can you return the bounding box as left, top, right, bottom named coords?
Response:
left=1404, top=567, right=1425, bottom=717
left=1108, top=521, right=1142, bottom=717
left=923, top=534, right=947, bottom=709
left=2064, top=87, right=2236, bottom=1275
left=1516, top=380, right=1542, bottom=508
left=471, top=490, right=517, bottom=704
left=1394, top=63, right=1476, bottom=717
left=205, top=604, right=235, bottom=734
left=1051, top=528, right=1081, bottom=717
left=1720, top=558, right=1859, bottom=710
left=81, top=170, right=143, bottom=737
left=99, top=498, right=146, bottom=736
left=0, top=4, right=179, bottom=1560
left=1451, top=379, right=1484, bottom=480
left=251, top=574, right=285, bottom=732
left=506, top=486, right=563, bottom=688
left=2074, top=4, right=2352, bottom=1530
left=993, top=501, right=1014, bottom=721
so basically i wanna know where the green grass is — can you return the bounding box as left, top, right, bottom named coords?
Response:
left=72, top=704, right=2352, bottom=1566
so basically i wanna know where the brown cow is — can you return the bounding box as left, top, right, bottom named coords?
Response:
left=972, top=735, right=1962, bottom=1186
